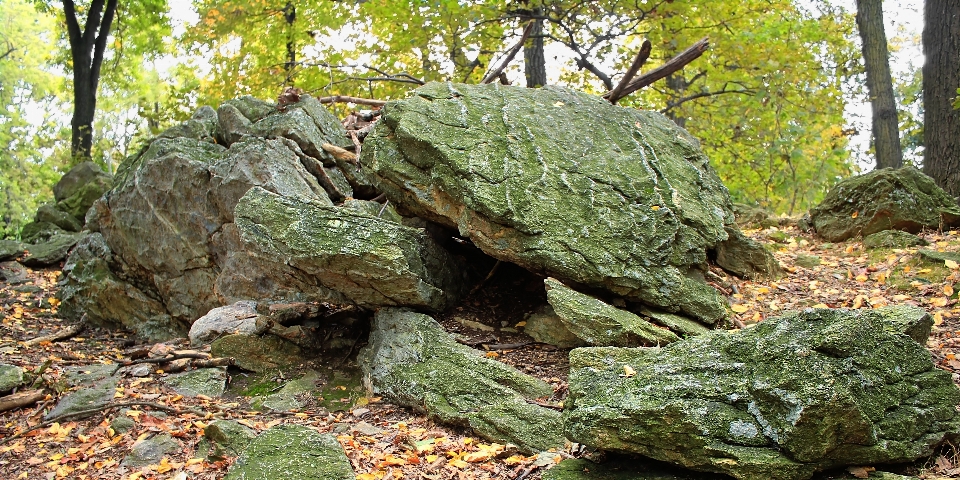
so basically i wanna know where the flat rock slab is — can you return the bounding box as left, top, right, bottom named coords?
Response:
left=122, top=433, right=180, bottom=467
left=545, top=278, right=680, bottom=346
left=45, top=377, right=118, bottom=421
left=189, top=301, right=260, bottom=346
left=564, top=306, right=960, bottom=480
left=810, top=166, right=960, bottom=241
left=364, top=82, right=732, bottom=324
left=235, top=186, right=465, bottom=311
left=225, top=425, right=354, bottom=480
left=21, top=233, right=82, bottom=267
left=358, top=308, right=564, bottom=453
left=0, top=364, right=24, bottom=393
left=200, top=419, right=258, bottom=461
left=163, top=367, right=227, bottom=397
left=211, top=333, right=303, bottom=373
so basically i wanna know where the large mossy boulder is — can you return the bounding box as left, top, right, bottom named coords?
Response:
left=809, top=167, right=960, bottom=242
left=364, top=82, right=734, bottom=325
left=564, top=306, right=960, bottom=480
left=358, top=308, right=565, bottom=453
left=53, top=161, right=113, bottom=221
left=235, top=187, right=465, bottom=311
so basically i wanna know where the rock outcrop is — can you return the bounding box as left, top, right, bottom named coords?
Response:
left=564, top=306, right=960, bottom=480
left=358, top=308, right=565, bottom=453
left=224, top=425, right=354, bottom=480
left=810, top=166, right=960, bottom=242
left=364, top=82, right=735, bottom=325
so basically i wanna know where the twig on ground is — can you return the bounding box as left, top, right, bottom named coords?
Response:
left=23, top=322, right=85, bottom=348
left=123, top=353, right=211, bottom=366
left=0, top=390, right=46, bottom=413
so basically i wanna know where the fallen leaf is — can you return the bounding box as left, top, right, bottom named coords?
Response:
left=731, top=304, right=749, bottom=313
left=947, top=260, right=959, bottom=270
left=846, top=466, right=874, bottom=479
left=622, top=365, right=636, bottom=378
left=851, top=211, right=858, bottom=218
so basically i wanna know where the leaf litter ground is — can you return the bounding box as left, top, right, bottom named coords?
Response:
left=2, top=226, right=960, bottom=479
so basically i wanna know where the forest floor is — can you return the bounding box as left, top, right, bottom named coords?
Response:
left=2, top=224, right=960, bottom=480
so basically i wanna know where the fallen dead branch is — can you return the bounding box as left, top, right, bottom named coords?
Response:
left=22, top=322, right=85, bottom=348
left=321, top=143, right=358, bottom=164
left=122, top=353, right=211, bottom=366
left=0, top=390, right=46, bottom=413
left=604, top=37, right=710, bottom=104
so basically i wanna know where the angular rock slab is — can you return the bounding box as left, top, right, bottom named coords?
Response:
left=225, top=425, right=354, bottom=480
left=545, top=278, right=680, bottom=346
left=564, top=307, right=960, bottom=480
left=364, top=82, right=732, bottom=324
left=810, top=166, right=960, bottom=242
left=358, top=308, right=565, bottom=453
left=189, top=300, right=260, bottom=346
left=235, top=187, right=465, bottom=311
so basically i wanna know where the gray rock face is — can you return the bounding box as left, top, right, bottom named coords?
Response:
left=236, top=187, right=465, bottom=311
left=21, top=232, right=82, bottom=267
left=863, top=230, right=929, bottom=249
left=545, top=278, right=680, bottom=347
left=211, top=333, right=303, bottom=372
left=364, top=82, right=734, bottom=324
left=54, top=164, right=113, bottom=221
left=201, top=419, right=258, bottom=460
left=46, top=377, right=118, bottom=421
left=713, top=226, right=781, bottom=280
left=122, top=433, right=180, bottom=467
left=358, top=308, right=564, bottom=453
left=0, top=240, right=24, bottom=261
left=0, top=260, right=28, bottom=284
left=524, top=305, right=586, bottom=348
left=36, top=204, right=83, bottom=232
left=61, top=95, right=464, bottom=339
left=163, top=367, right=227, bottom=397
left=810, top=167, right=960, bottom=242
left=189, top=301, right=260, bottom=346
left=0, top=364, right=24, bottom=393
left=225, top=425, right=354, bottom=480
left=564, top=306, right=960, bottom=480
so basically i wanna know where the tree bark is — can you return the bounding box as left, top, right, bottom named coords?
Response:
left=524, top=8, right=547, bottom=88
left=62, top=0, right=118, bottom=162
left=923, top=0, right=960, bottom=196
left=856, top=0, right=903, bottom=170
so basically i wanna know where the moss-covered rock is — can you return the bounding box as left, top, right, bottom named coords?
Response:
left=162, top=367, right=227, bottom=398
left=564, top=307, right=960, bottom=480
left=121, top=433, right=180, bottom=467
left=211, top=333, right=303, bottom=373
left=809, top=167, right=960, bottom=242
left=0, top=364, right=24, bottom=393
left=200, top=419, right=258, bottom=461
left=364, top=82, right=732, bottom=324
left=358, top=308, right=565, bottom=453
left=35, top=204, right=83, bottom=232
left=21, top=232, right=82, bottom=267
left=235, top=187, right=465, bottom=311
left=863, top=230, right=929, bottom=249
left=225, top=425, right=354, bottom=480
left=545, top=278, right=681, bottom=346
left=712, top=226, right=781, bottom=280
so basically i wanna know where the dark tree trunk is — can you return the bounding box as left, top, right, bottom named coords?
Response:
left=283, top=2, right=296, bottom=78
left=856, top=0, right=903, bottom=170
left=62, top=0, right=117, bottom=162
left=524, top=8, right=547, bottom=88
left=922, top=0, right=960, bottom=196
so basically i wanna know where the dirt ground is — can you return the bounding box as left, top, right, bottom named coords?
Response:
left=2, top=225, right=960, bottom=479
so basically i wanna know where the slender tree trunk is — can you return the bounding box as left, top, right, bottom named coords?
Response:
left=283, top=2, right=296, bottom=80
left=856, top=0, right=903, bottom=170
left=62, top=0, right=117, bottom=162
left=922, top=0, right=960, bottom=196
left=524, top=8, right=547, bottom=88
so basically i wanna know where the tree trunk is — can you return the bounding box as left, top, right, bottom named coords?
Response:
left=922, top=0, right=960, bottom=196
left=62, top=0, right=118, bottom=162
left=856, top=0, right=903, bottom=170
left=524, top=8, right=547, bottom=88
left=283, top=2, right=296, bottom=78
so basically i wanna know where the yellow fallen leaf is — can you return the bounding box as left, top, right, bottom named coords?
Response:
left=463, top=450, right=494, bottom=462
left=156, top=457, right=173, bottom=473
left=651, top=205, right=660, bottom=211
left=847, top=466, right=875, bottom=478
left=855, top=274, right=868, bottom=282
left=931, top=297, right=949, bottom=307
left=731, top=304, right=749, bottom=313
left=356, top=474, right=378, bottom=480
left=945, top=285, right=955, bottom=297
left=851, top=211, right=858, bottom=218
left=756, top=287, right=770, bottom=294
left=934, top=311, right=944, bottom=325
left=948, top=260, right=960, bottom=270
left=484, top=351, right=499, bottom=358
left=622, top=365, right=636, bottom=378
left=426, top=455, right=439, bottom=462
left=845, top=245, right=856, bottom=254
left=852, top=296, right=863, bottom=309
left=449, top=459, right=468, bottom=468
left=812, top=303, right=829, bottom=308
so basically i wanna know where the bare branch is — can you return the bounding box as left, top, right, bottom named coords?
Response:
left=607, top=39, right=651, bottom=105
left=660, top=85, right=753, bottom=113
left=317, top=95, right=386, bottom=107
left=604, top=37, right=710, bottom=104
left=481, top=21, right=536, bottom=84
left=23, top=323, right=85, bottom=348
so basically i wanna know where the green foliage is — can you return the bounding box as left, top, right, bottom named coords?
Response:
left=0, top=0, right=71, bottom=238
left=177, top=0, right=859, bottom=215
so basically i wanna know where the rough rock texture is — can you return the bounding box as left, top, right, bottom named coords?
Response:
left=0, top=364, right=24, bottom=393
left=0, top=240, right=24, bottom=261
left=189, top=301, right=260, bottom=346
left=523, top=305, right=587, bottom=348
left=163, top=367, right=227, bottom=397
left=36, top=204, right=83, bottom=232
left=364, top=82, right=733, bottom=325
left=20, top=233, right=82, bottom=267
left=713, top=227, right=781, bottom=280
left=52, top=161, right=113, bottom=220
left=810, top=167, right=960, bottom=242
left=358, top=308, right=565, bottom=453
left=863, top=230, right=929, bottom=249
left=545, top=278, right=680, bottom=347
left=211, top=334, right=303, bottom=372
left=122, top=433, right=180, bottom=467
left=200, top=420, right=258, bottom=461
left=543, top=457, right=715, bottom=480
left=564, top=306, right=960, bottom=480
left=235, top=187, right=465, bottom=311
left=225, top=425, right=354, bottom=480
left=0, top=261, right=27, bottom=284
left=45, top=377, right=118, bottom=421
left=20, top=221, right=66, bottom=244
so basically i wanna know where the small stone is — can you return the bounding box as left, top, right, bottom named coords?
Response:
left=0, top=364, right=25, bottom=393
left=110, top=416, right=136, bottom=434
left=121, top=433, right=180, bottom=467
left=46, top=377, right=118, bottom=421
left=211, top=334, right=303, bottom=373
left=163, top=367, right=227, bottom=398
left=794, top=253, right=822, bottom=269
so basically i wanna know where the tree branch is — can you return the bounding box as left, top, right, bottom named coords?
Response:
left=660, top=86, right=753, bottom=114
left=604, top=37, right=710, bottom=104
left=317, top=95, right=386, bottom=107
left=481, top=20, right=535, bottom=84
left=607, top=39, right=652, bottom=105
left=90, top=0, right=118, bottom=92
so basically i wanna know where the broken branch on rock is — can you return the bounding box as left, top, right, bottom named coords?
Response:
left=603, top=37, right=710, bottom=104
left=318, top=95, right=386, bottom=107
left=321, top=143, right=359, bottom=165
left=481, top=21, right=536, bottom=84
left=606, top=39, right=652, bottom=105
